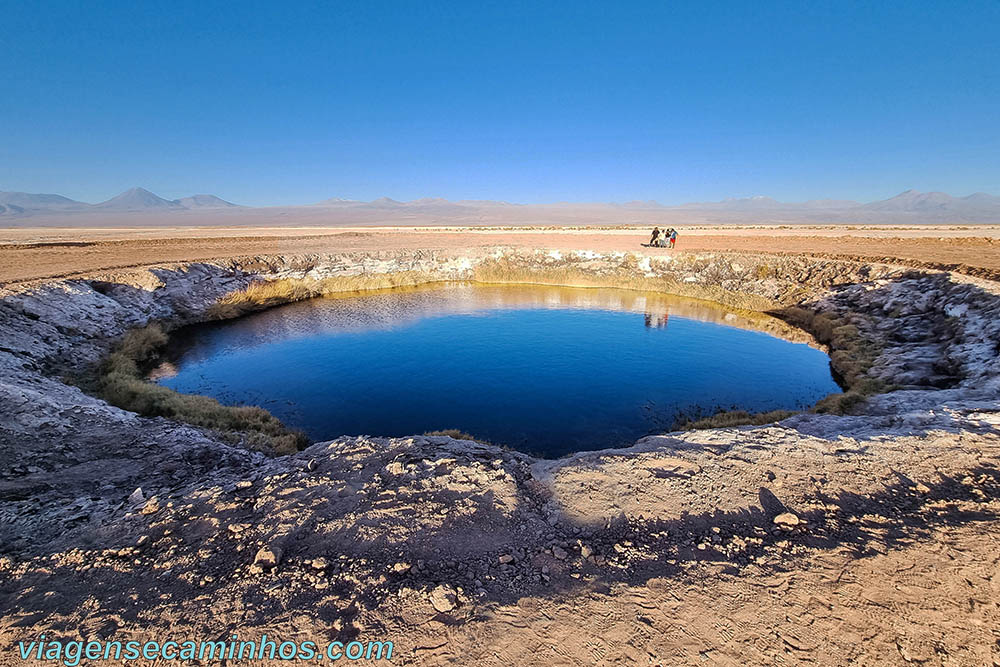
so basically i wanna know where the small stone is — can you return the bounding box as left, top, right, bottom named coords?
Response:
left=552, top=546, right=568, bottom=560
left=498, top=554, right=514, bottom=564
left=580, top=545, right=593, bottom=559
left=254, top=544, right=283, bottom=570
left=127, top=488, right=145, bottom=506
left=429, top=585, right=457, bottom=612
left=136, top=535, right=149, bottom=547
left=392, top=562, right=411, bottom=574
left=139, top=497, right=160, bottom=515
left=915, top=482, right=931, bottom=494
left=312, top=557, right=329, bottom=570
left=236, top=480, right=253, bottom=490
left=773, top=512, right=800, bottom=528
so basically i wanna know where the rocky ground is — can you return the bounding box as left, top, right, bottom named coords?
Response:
left=1, top=246, right=999, bottom=665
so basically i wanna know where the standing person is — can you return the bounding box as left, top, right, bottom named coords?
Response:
left=649, top=227, right=660, bottom=246
left=669, top=228, right=677, bottom=249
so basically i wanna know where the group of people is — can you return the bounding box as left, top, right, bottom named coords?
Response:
left=647, top=226, right=677, bottom=248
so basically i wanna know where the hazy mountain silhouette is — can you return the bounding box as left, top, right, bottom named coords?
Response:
left=312, top=197, right=362, bottom=206
left=367, top=197, right=404, bottom=208
left=175, top=194, right=239, bottom=208
left=0, top=191, right=89, bottom=212
left=679, top=196, right=862, bottom=210
left=3, top=187, right=998, bottom=223
left=863, top=189, right=1000, bottom=212
left=95, top=187, right=183, bottom=210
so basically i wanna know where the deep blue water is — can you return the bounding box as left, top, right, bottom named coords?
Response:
left=155, top=285, right=839, bottom=457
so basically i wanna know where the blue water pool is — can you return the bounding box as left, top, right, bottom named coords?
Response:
left=154, top=284, right=839, bottom=457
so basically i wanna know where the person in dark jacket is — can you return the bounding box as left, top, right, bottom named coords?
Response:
left=649, top=227, right=661, bottom=246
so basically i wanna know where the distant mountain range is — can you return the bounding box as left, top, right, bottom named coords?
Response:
left=2, top=187, right=999, bottom=222
left=674, top=195, right=864, bottom=211
left=860, top=189, right=1000, bottom=213
left=0, top=187, right=239, bottom=215
left=675, top=190, right=1000, bottom=214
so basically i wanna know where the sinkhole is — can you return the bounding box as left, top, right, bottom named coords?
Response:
left=151, top=284, right=840, bottom=457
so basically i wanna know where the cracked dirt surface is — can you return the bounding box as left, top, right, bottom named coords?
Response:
left=1, top=245, right=999, bottom=666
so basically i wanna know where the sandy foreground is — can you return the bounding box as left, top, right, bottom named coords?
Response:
left=1, top=225, right=999, bottom=666
left=2, top=224, right=1000, bottom=285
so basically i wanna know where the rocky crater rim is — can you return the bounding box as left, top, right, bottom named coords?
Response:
left=4, top=248, right=1000, bottom=663
left=2, top=248, right=1000, bottom=458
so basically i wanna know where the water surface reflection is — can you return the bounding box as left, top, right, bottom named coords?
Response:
left=155, top=284, right=839, bottom=456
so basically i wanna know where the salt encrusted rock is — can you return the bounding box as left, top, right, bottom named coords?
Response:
left=127, top=488, right=144, bottom=506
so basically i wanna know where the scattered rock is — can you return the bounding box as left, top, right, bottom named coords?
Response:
left=253, top=544, right=283, bottom=570
left=773, top=512, right=801, bottom=528
left=429, top=584, right=457, bottom=612
left=139, top=497, right=160, bottom=515
left=552, top=546, right=568, bottom=560
left=498, top=554, right=514, bottom=564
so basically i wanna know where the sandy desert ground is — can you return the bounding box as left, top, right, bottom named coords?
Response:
left=2, top=224, right=999, bottom=285
left=1, top=225, right=999, bottom=666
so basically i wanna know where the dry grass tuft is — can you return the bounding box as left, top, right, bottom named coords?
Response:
left=207, top=272, right=442, bottom=319
left=424, top=429, right=483, bottom=442
left=97, top=324, right=308, bottom=454
left=674, top=409, right=798, bottom=430
left=772, top=306, right=890, bottom=415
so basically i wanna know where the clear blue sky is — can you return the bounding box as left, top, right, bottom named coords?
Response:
left=2, top=1, right=998, bottom=206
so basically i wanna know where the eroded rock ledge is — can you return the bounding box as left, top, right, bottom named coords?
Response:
left=1, top=248, right=999, bottom=664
